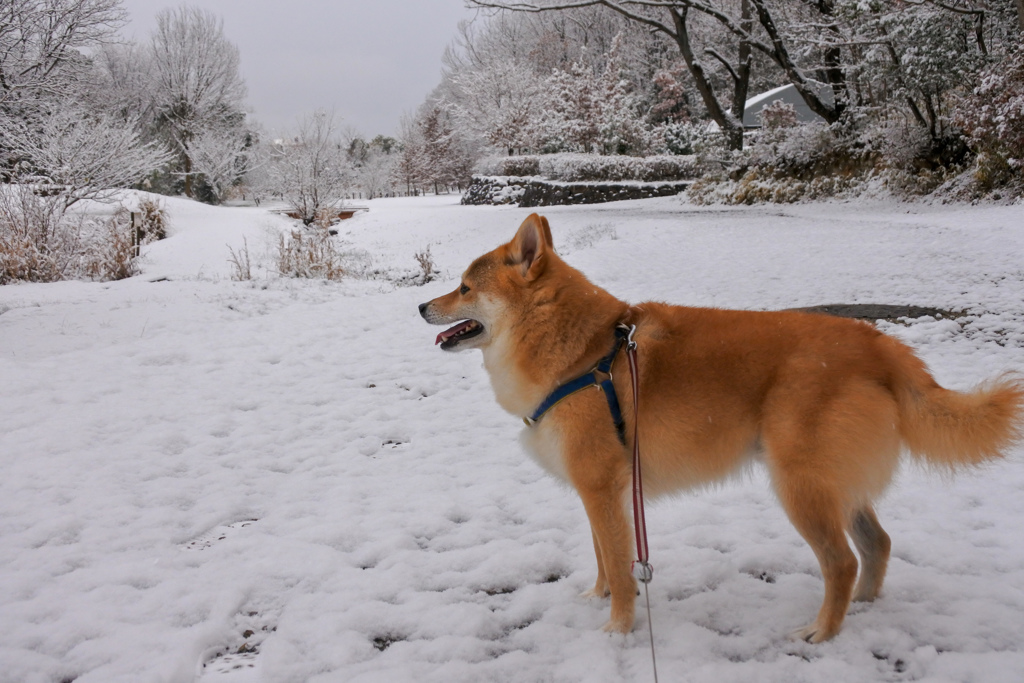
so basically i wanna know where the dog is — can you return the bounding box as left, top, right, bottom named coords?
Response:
left=418, top=213, right=1023, bottom=642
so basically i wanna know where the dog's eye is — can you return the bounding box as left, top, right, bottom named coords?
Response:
left=460, top=284, right=470, bottom=295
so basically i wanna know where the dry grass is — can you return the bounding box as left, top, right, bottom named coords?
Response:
left=136, top=197, right=169, bottom=242
left=1, top=186, right=140, bottom=284
left=227, top=237, right=253, bottom=281
left=413, top=246, right=437, bottom=285
left=276, top=227, right=345, bottom=280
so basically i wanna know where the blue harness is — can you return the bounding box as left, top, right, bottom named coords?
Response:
left=523, top=325, right=630, bottom=444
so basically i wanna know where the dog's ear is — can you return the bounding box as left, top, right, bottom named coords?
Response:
left=511, top=214, right=553, bottom=281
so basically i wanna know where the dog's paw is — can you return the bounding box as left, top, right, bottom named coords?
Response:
left=601, top=615, right=634, bottom=634
left=579, top=585, right=610, bottom=600
left=789, top=620, right=837, bottom=644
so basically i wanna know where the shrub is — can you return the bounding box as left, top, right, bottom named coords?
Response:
left=758, top=100, right=798, bottom=132
left=0, top=185, right=139, bottom=283
left=136, top=197, right=169, bottom=242
left=227, top=238, right=253, bottom=281
left=955, top=46, right=1024, bottom=193
left=473, top=153, right=698, bottom=182
left=84, top=214, right=139, bottom=281
left=413, top=246, right=438, bottom=285
left=276, top=227, right=344, bottom=280
left=0, top=184, right=79, bottom=283
left=657, top=121, right=713, bottom=156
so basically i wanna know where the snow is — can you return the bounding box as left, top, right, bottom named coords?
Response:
left=1, top=192, right=1023, bottom=683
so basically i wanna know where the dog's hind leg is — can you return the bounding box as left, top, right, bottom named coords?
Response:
left=765, top=376, right=900, bottom=641
left=580, top=529, right=611, bottom=599
left=773, top=473, right=859, bottom=643
left=848, top=505, right=891, bottom=602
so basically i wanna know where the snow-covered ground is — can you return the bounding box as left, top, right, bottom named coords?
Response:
left=1, top=193, right=1023, bottom=683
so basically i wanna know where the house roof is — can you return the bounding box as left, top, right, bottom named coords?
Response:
left=742, top=83, right=834, bottom=128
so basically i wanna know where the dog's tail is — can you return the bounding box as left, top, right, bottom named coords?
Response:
left=884, top=337, right=1024, bottom=469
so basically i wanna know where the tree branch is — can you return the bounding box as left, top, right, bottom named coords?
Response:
left=703, top=48, right=738, bottom=84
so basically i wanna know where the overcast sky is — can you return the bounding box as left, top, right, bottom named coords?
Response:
left=119, top=0, right=479, bottom=139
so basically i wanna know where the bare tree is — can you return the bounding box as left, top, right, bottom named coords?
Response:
left=265, top=110, right=353, bottom=224
left=0, top=0, right=126, bottom=109
left=149, top=5, right=247, bottom=197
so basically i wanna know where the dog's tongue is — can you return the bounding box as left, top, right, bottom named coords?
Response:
left=436, top=320, right=474, bottom=345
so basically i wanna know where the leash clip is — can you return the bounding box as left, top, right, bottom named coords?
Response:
left=625, top=324, right=637, bottom=352
left=632, top=560, right=654, bottom=584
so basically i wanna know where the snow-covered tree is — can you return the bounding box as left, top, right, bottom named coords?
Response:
left=467, top=0, right=846, bottom=150
left=187, top=127, right=252, bottom=204
left=955, top=44, right=1024, bottom=187
left=265, top=110, right=352, bottom=224
left=416, top=102, right=473, bottom=194
left=354, top=137, right=399, bottom=199
left=0, top=0, right=125, bottom=111
left=449, top=59, right=542, bottom=156
left=89, top=41, right=155, bottom=124
left=149, top=5, right=247, bottom=198
left=531, top=36, right=652, bottom=155
left=2, top=106, right=171, bottom=209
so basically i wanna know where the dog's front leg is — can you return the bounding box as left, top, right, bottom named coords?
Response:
left=565, top=438, right=636, bottom=633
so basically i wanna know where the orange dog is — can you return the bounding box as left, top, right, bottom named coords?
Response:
left=419, top=213, right=1023, bottom=642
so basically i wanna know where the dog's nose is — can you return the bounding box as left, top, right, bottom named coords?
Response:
left=418, top=302, right=429, bottom=318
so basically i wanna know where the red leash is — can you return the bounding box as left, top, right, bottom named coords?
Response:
left=622, top=323, right=659, bottom=682
left=623, top=324, right=653, bottom=583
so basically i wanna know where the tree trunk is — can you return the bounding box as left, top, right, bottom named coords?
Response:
left=730, top=0, right=753, bottom=125
left=1017, top=0, right=1024, bottom=33
left=750, top=0, right=843, bottom=123
left=817, top=0, right=850, bottom=109
left=669, top=7, right=745, bottom=151
left=183, top=154, right=193, bottom=198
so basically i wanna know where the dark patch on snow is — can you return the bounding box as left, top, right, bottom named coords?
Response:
left=789, top=303, right=961, bottom=322
left=372, top=634, right=404, bottom=651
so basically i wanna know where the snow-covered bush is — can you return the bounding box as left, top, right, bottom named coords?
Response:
left=0, top=185, right=139, bottom=284
left=955, top=46, right=1024, bottom=193
left=0, top=185, right=81, bottom=283
left=747, top=123, right=843, bottom=179
left=657, top=121, right=714, bottom=156
left=758, top=100, right=798, bottom=132
left=858, top=122, right=932, bottom=171
left=276, top=227, right=345, bottom=281
left=690, top=115, right=956, bottom=204
left=85, top=212, right=140, bottom=281
left=473, top=157, right=541, bottom=178
left=135, top=197, right=169, bottom=242
left=473, top=153, right=697, bottom=182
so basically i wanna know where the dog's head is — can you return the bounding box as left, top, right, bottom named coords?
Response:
left=419, top=213, right=555, bottom=352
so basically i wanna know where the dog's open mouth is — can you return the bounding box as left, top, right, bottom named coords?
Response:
left=436, top=319, right=484, bottom=349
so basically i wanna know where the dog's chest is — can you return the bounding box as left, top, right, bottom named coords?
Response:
left=519, top=423, right=569, bottom=482
left=481, top=338, right=546, bottom=417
